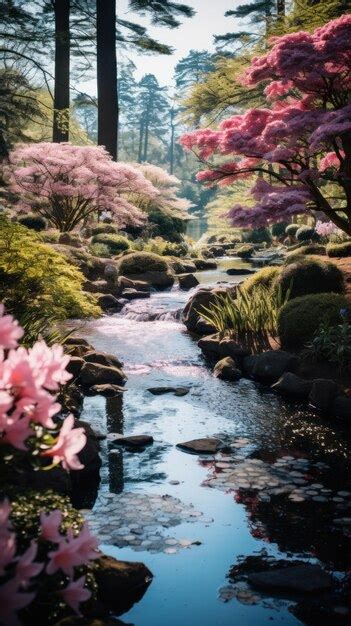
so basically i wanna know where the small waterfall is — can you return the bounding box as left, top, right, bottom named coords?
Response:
left=119, top=306, right=183, bottom=322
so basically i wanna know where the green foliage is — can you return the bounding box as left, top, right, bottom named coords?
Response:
left=17, top=213, right=47, bottom=231
left=326, top=241, right=351, bottom=258
left=162, top=241, right=189, bottom=257
left=89, top=242, right=112, bottom=258
left=286, top=244, right=326, bottom=259
left=304, top=319, right=351, bottom=371
left=278, top=293, right=351, bottom=349
left=285, top=224, right=300, bottom=237
left=148, top=209, right=186, bottom=243
left=242, top=227, right=272, bottom=244
left=91, top=233, right=131, bottom=255
left=39, top=229, right=60, bottom=243
left=276, top=257, right=344, bottom=299
left=0, top=217, right=99, bottom=329
left=242, top=266, right=280, bottom=294
left=199, top=284, right=290, bottom=349
left=271, top=221, right=289, bottom=238
left=91, top=223, right=118, bottom=236
left=296, top=226, right=318, bottom=242
left=118, top=251, right=169, bottom=275
left=236, top=243, right=254, bottom=258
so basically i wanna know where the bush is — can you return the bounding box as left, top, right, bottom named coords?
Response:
left=149, top=209, right=186, bottom=243
left=304, top=317, right=351, bottom=371
left=91, top=223, right=118, bottom=236
left=296, top=225, right=318, bottom=242
left=242, top=266, right=280, bottom=294
left=236, top=243, right=255, bottom=258
left=285, top=224, right=300, bottom=237
left=0, top=217, right=99, bottom=326
left=18, top=213, right=47, bottom=231
left=40, top=229, right=60, bottom=243
left=276, top=257, right=344, bottom=299
left=162, top=241, right=189, bottom=257
left=242, top=227, right=272, bottom=244
left=89, top=242, right=112, bottom=258
left=118, top=251, right=169, bottom=276
left=286, top=244, right=326, bottom=258
left=91, top=233, right=131, bottom=255
left=271, top=221, right=289, bottom=238
left=278, top=293, right=351, bottom=349
left=327, top=241, right=351, bottom=257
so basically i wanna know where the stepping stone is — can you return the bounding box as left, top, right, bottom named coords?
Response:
left=90, top=383, right=126, bottom=397
left=113, top=435, right=154, bottom=448
left=176, top=438, right=222, bottom=454
left=147, top=386, right=190, bottom=396
left=248, top=564, right=333, bottom=593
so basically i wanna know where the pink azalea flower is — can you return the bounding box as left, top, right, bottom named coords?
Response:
left=14, top=540, right=43, bottom=586
left=1, top=414, right=32, bottom=451
left=0, top=578, right=35, bottom=626
left=41, top=415, right=86, bottom=471
left=74, top=521, right=99, bottom=561
left=46, top=530, right=86, bottom=577
left=0, top=305, right=24, bottom=350
left=28, top=342, right=72, bottom=390
left=39, top=510, right=62, bottom=543
left=60, top=575, right=91, bottom=614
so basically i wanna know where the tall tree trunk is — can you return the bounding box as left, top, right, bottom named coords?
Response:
left=138, top=119, right=144, bottom=163
left=169, top=107, right=176, bottom=174
left=143, top=118, right=149, bottom=162
left=96, top=0, right=118, bottom=160
left=53, top=0, right=70, bottom=142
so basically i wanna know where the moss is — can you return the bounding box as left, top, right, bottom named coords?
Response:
left=275, top=257, right=344, bottom=299
left=286, top=243, right=326, bottom=259
left=91, top=223, right=118, bottom=236
left=91, top=233, right=131, bottom=255
left=118, top=251, right=169, bottom=275
left=296, top=225, right=318, bottom=242
left=40, top=229, right=60, bottom=243
left=236, top=243, right=255, bottom=258
left=278, top=293, right=351, bottom=349
left=89, top=242, right=112, bottom=258
left=242, top=266, right=280, bottom=294
left=327, top=241, right=351, bottom=257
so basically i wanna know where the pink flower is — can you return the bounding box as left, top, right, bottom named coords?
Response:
left=60, top=576, right=91, bottom=614
left=14, top=541, right=43, bottom=587
left=0, top=532, right=16, bottom=576
left=39, top=510, right=63, bottom=543
left=0, top=578, right=35, bottom=626
left=74, top=521, right=99, bottom=561
left=28, top=342, right=72, bottom=390
left=0, top=305, right=24, bottom=350
left=41, top=414, right=86, bottom=471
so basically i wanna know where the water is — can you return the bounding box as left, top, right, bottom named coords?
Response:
left=76, top=258, right=351, bottom=626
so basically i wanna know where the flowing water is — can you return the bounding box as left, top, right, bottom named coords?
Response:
left=76, top=258, right=351, bottom=626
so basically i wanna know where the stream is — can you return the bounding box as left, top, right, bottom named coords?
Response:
left=75, top=258, right=351, bottom=626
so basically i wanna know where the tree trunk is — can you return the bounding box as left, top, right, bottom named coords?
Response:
left=138, top=119, right=144, bottom=163
left=96, top=0, right=118, bottom=160
left=53, top=0, right=70, bottom=143
left=169, top=108, right=176, bottom=174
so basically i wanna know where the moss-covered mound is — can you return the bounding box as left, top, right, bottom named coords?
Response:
left=327, top=241, right=351, bottom=258
left=242, top=266, right=280, bottom=294
left=275, top=257, right=344, bottom=299
left=286, top=244, right=326, bottom=259
left=278, top=293, right=351, bottom=349
left=118, top=252, right=169, bottom=275
left=236, top=244, right=255, bottom=259
left=91, top=233, right=131, bottom=255
left=91, top=223, right=118, bottom=236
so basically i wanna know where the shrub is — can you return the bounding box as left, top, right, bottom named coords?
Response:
left=304, top=317, right=351, bottom=371
left=242, top=227, right=272, bottom=244
left=118, top=251, right=169, bottom=275
left=285, top=224, right=300, bottom=237
left=271, top=221, right=289, bottom=238
left=236, top=243, right=255, bottom=258
left=162, top=241, right=189, bottom=257
left=40, top=229, right=60, bottom=243
left=17, top=213, right=47, bottom=231
left=242, top=266, right=280, bottom=294
left=286, top=244, right=326, bottom=258
left=91, top=223, right=118, bottom=236
left=296, top=225, right=318, bottom=242
left=89, top=242, right=112, bottom=258
left=276, top=257, right=344, bottom=299
left=91, top=233, right=131, bottom=255
left=327, top=241, right=351, bottom=257
left=0, top=217, right=99, bottom=326
left=278, top=293, right=351, bottom=349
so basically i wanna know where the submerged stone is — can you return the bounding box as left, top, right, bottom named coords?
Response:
left=248, top=564, right=332, bottom=593
left=177, top=438, right=222, bottom=454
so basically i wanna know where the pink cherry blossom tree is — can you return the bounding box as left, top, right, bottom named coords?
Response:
left=8, top=143, right=158, bottom=232
left=181, top=16, right=351, bottom=235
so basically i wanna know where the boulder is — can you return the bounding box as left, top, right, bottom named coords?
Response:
left=331, top=396, right=351, bottom=421
left=309, top=378, right=339, bottom=413
left=182, top=287, right=229, bottom=332
left=147, top=386, right=190, bottom=396
left=58, top=232, right=84, bottom=248
left=58, top=383, right=84, bottom=416
left=121, top=288, right=151, bottom=300
left=66, top=357, right=85, bottom=379
left=271, top=372, right=312, bottom=399
left=214, top=357, right=242, bottom=381
left=226, top=268, right=255, bottom=276
left=193, top=258, right=217, bottom=271
left=84, top=351, right=123, bottom=369
left=112, top=435, right=154, bottom=448
left=80, top=362, right=127, bottom=387
left=104, top=263, right=118, bottom=282
left=176, top=438, right=223, bottom=454
left=90, top=384, right=126, bottom=397
left=97, top=294, right=124, bottom=312
left=117, top=276, right=150, bottom=292
left=170, top=260, right=197, bottom=274
left=65, top=337, right=93, bottom=348
left=126, top=270, right=174, bottom=290
left=198, top=333, right=222, bottom=358
left=94, top=556, right=153, bottom=614
left=195, top=317, right=217, bottom=335
left=248, top=563, right=332, bottom=593
left=178, top=273, right=200, bottom=290
left=83, top=279, right=111, bottom=294
left=220, top=338, right=251, bottom=359
left=243, top=350, right=298, bottom=383
left=75, top=419, right=101, bottom=476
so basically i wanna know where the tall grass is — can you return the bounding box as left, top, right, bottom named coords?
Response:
left=199, top=285, right=290, bottom=351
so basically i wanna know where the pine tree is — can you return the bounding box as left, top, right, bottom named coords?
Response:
left=137, top=74, right=170, bottom=163
left=175, top=50, right=216, bottom=91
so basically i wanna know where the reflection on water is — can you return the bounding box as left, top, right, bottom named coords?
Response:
left=77, top=258, right=351, bottom=626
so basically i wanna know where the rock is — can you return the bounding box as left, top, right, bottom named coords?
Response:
left=97, top=294, right=124, bottom=312
left=309, top=378, right=339, bottom=413
left=117, top=276, right=150, bottom=292
left=58, top=383, right=84, bottom=416
left=176, top=438, right=222, bottom=454
left=220, top=338, right=251, bottom=359
left=331, top=396, right=351, bottom=420
left=75, top=420, right=102, bottom=476
left=195, top=317, right=217, bottom=335
left=104, top=263, right=118, bottom=282
left=90, top=384, right=125, bottom=397
left=147, top=386, right=190, bottom=396
left=214, top=357, right=242, bottom=381
left=208, top=245, right=225, bottom=257
left=58, top=232, right=83, bottom=248
left=226, top=268, right=256, bottom=276
left=248, top=564, right=333, bottom=593
left=94, top=556, right=153, bottom=614
left=64, top=337, right=92, bottom=348
left=84, top=351, right=123, bottom=369
left=169, top=260, right=197, bottom=274
left=126, top=270, right=174, bottom=290
left=243, top=350, right=298, bottom=382
left=80, top=362, right=127, bottom=387
left=122, top=288, right=151, bottom=300
left=178, top=273, right=200, bottom=290
left=193, top=258, right=217, bottom=271
left=182, top=287, right=230, bottom=332
left=198, top=333, right=222, bottom=358
left=113, top=435, right=154, bottom=448
left=66, top=357, right=85, bottom=379
left=55, top=618, right=128, bottom=626
left=271, top=372, right=312, bottom=399
left=83, top=279, right=111, bottom=294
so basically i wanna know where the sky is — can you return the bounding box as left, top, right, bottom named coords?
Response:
left=80, top=0, right=244, bottom=95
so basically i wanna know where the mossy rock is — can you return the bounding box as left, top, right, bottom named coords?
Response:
left=91, top=223, right=118, bottom=236
left=278, top=293, right=351, bottom=349
left=91, top=233, right=131, bottom=255
left=236, top=244, right=255, bottom=259
left=242, top=266, right=280, bottom=294
left=276, top=257, right=344, bottom=299
left=327, top=241, right=351, bottom=257
left=117, top=252, right=173, bottom=289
